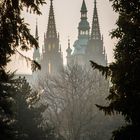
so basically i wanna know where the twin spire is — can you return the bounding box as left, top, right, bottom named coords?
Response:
left=80, top=0, right=101, bottom=40
left=46, top=0, right=57, bottom=39
left=91, top=0, right=101, bottom=40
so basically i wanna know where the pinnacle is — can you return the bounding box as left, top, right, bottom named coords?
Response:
left=81, top=0, right=87, bottom=12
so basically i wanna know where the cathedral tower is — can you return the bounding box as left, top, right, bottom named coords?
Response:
left=33, top=20, right=40, bottom=63
left=66, top=38, right=72, bottom=65
left=86, top=0, right=107, bottom=66
left=67, top=0, right=90, bottom=66
left=41, top=0, right=63, bottom=76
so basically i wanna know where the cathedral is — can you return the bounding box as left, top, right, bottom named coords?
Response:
left=33, top=0, right=107, bottom=79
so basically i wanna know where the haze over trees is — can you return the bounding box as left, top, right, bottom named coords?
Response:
left=0, top=0, right=140, bottom=139
left=90, top=0, right=140, bottom=139
left=39, top=65, right=123, bottom=140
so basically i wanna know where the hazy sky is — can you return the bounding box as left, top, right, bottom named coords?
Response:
left=8, top=0, right=118, bottom=74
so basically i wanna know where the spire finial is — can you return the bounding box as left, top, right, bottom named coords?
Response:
left=68, top=36, right=70, bottom=48
left=94, top=0, right=96, bottom=5
left=94, top=0, right=97, bottom=11
left=81, top=0, right=87, bottom=12
left=66, top=36, right=72, bottom=55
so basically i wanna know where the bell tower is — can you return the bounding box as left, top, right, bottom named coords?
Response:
left=68, top=0, right=90, bottom=66
left=78, top=0, right=90, bottom=39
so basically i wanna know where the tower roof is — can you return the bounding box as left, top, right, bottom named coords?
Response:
left=91, top=0, right=101, bottom=40
left=81, top=0, right=87, bottom=12
left=46, top=0, right=57, bottom=39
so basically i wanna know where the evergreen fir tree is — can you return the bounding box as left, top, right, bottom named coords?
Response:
left=0, top=72, right=17, bottom=140
left=13, top=77, right=47, bottom=140
left=0, top=0, right=45, bottom=139
left=13, top=77, right=65, bottom=140
left=90, top=0, right=140, bottom=139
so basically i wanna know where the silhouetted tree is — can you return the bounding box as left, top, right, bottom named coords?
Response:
left=90, top=0, right=140, bottom=139
left=0, top=72, right=17, bottom=140
left=0, top=0, right=45, bottom=139
left=13, top=77, right=47, bottom=140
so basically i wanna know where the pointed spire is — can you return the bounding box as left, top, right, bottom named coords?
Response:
left=68, top=37, right=70, bottom=47
left=35, top=18, right=39, bottom=41
left=80, top=0, right=88, bottom=20
left=33, top=19, right=40, bottom=62
left=58, top=32, right=60, bottom=41
left=103, top=46, right=105, bottom=54
left=66, top=37, right=72, bottom=55
left=91, top=0, right=101, bottom=40
left=94, top=0, right=97, bottom=7
left=81, top=0, right=87, bottom=12
left=46, top=0, right=57, bottom=39
left=59, top=44, right=61, bottom=52
left=105, top=53, right=108, bottom=65
left=78, top=0, right=90, bottom=39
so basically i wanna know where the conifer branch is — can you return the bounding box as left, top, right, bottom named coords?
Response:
left=90, top=60, right=110, bottom=78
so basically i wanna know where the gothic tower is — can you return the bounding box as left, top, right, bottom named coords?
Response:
left=41, top=0, right=63, bottom=76
left=32, top=20, right=41, bottom=83
left=66, top=38, right=72, bottom=65
left=33, top=20, right=40, bottom=63
left=67, top=0, right=90, bottom=66
left=86, top=0, right=107, bottom=66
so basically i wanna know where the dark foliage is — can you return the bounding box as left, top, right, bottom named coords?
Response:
left=0, top=72, right=17, bottom=140
left=0, top=0, right=46, bottom=139
left=13, top=77, right=47, bottom=140
left=90, top=0, right=140, bottom=139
